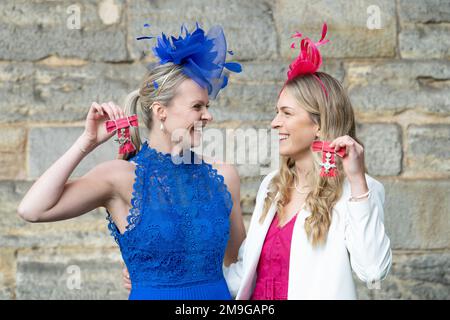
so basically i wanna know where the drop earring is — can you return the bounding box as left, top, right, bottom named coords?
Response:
left=160, top=121, right=165, bottom=132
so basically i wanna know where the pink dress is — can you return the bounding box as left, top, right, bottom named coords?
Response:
left=251, top=213, right=297, bottom=300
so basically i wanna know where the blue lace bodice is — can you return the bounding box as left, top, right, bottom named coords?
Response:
left=106, top=141, right=233, bottom=292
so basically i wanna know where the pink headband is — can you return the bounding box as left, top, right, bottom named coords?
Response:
left=283, top=23, right=330, bottom=98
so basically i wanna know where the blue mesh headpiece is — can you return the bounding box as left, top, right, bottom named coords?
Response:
left=137, top=23, right=242, bottom=99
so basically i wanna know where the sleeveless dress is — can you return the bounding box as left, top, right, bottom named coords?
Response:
left=106, top=141, right=233, bottom=300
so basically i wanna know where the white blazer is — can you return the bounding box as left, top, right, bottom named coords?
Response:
left=224, top=170, right=392, bottom=300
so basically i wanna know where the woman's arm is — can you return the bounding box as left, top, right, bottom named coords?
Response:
left=215, top=163, right=246, bottom=266
left=344, top=176, right=392, bottom=285
left=220, top=166, right=246, bottom=299
left=221, top=169, right=278, bottom=299
left=18, top=102, right=125, bottom=222
left=329, top=136, right=392, bottom=285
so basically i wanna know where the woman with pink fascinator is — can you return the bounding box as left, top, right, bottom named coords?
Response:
left=223, top=23, right=392, bottom=300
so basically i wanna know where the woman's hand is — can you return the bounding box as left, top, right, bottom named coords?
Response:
left=329, top=135, right=366, bottom=182
left=122, top=265, right=131, bottom=291
left=78, top=102, right=126, bottom=152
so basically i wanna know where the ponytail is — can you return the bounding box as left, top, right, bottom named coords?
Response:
left=118, top=89, right=141, bottom=161
left=116, top=63, right=187, bottom=160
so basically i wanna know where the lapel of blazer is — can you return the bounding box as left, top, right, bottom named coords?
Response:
left=247, top=201, right=278, bottom=271
left=237, top=194, right=278, bottom=299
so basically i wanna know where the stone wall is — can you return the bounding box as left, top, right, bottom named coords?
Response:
left=0, top=0, right=449, bottom=300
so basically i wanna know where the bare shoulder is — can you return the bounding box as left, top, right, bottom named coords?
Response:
left=86, top=159, right=136, bottom=201
left=201, top=155, right=240, bottom=190
left=88, top=159, right=135, bottom=182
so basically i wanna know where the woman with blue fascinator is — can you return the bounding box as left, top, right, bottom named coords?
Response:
left=18, top=23, right=245, bottom=300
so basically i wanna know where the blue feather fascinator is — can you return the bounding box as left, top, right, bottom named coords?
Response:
left=138, top=23, right=242, bottom=99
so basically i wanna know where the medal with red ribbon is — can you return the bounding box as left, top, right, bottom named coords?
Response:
left=311, top=140, right=346, bottom=177
left=105, top=114, right=139, bottom=154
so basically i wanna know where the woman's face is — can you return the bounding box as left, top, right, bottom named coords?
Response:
left=164, top=78, right=212, bottom=148
left=271, top=87, right=320, bottom=158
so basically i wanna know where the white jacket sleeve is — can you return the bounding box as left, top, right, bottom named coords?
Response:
left=344, top=176, right=392, bottom=286
left=223, top=239, right=246, bottom=298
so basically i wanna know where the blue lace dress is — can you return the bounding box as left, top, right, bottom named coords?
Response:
left=106, top=141, right=233, bottom=300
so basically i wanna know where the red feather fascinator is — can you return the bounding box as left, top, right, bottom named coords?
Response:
left=286, top=23, right=330, bottom=96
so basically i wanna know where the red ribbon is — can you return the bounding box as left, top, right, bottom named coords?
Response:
left=105, top=114, right=139, bottom=154
left=311, top=140, right=345, bottom=177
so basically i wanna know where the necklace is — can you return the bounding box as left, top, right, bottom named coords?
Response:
left=294, top=179, right=310, bottom=194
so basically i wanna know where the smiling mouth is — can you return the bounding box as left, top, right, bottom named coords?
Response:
left=191, top=126, right=204, bottom=133
left=279, top=134, right=289, bottom=141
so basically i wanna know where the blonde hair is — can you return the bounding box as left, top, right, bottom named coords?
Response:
left=260, top=72, right=364, bottom=247
left=118, top=63, right=188, bottom=160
